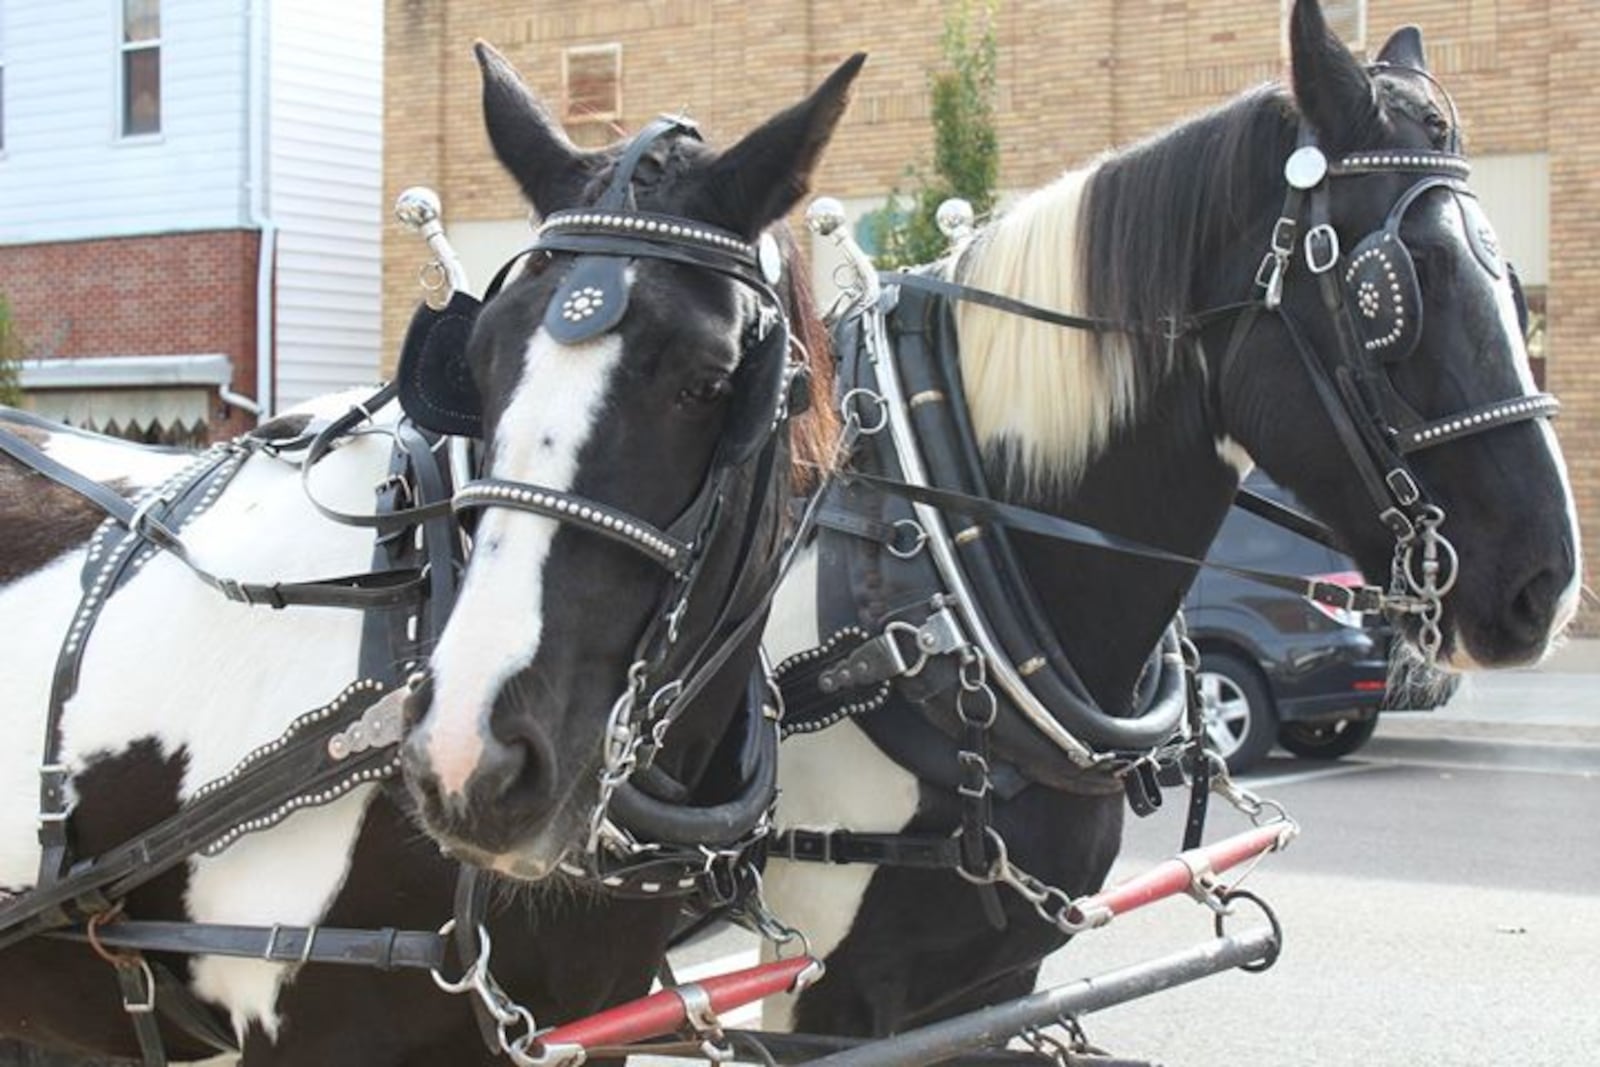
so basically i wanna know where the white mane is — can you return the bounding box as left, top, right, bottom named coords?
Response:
left=951, top=162, right=1141, bottom=493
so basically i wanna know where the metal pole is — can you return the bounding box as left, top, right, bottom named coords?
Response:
left=805, top=928, right=1279, bottom=1067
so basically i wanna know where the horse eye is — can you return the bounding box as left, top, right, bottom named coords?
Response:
left=678, top=376, right=732, bottom=406
left=1424, top=112, right=1450, bottom=144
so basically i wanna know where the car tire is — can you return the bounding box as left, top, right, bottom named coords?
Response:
left=1278, top=714, right=1379, bottom=761
left=1196, top=651, right=1277, bottom=774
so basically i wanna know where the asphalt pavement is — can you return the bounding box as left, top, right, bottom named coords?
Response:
left=1041, top=640, right=1600, bottom=1066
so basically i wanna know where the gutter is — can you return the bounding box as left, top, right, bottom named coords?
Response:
left=245, top=0, right=275, bottom=420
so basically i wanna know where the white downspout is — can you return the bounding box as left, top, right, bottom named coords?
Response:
left=246, top=0, right=276, bottom=420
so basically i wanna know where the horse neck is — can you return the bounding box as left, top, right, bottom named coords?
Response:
left=996, top=367, right=1239, bottom=712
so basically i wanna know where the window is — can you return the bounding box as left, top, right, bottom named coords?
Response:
left=562, top=44, right=622, bottom=126
left=1523, top=286, right=1548, bottom=390
left=121, top=0, right=161, bottom=137
left=1, top=10, right=7, bottom=153
left=1282, top=0, right=1366, bottom=56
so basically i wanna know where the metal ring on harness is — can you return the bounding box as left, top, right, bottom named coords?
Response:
left=86, top=905, right=136, bottom=967
left=1212, top=888, right=1283, bottom=973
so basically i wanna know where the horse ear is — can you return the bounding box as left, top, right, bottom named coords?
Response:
left=1375, top=26, right=1428, bottom=72
left=476, top=41, right=596, bottom=214
left=1288, top=0, right=1378, bottom=146
left=690, top=53, right=867, bottom=239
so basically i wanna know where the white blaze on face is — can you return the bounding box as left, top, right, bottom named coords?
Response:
left=418, top=328, right=624, bottom=798
left=1450, top=198, right=1583, bottom=650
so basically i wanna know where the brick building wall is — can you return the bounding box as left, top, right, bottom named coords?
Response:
left=0, top=230, right=262, bottom=438
left=384, top=0, right=1596, bottom=621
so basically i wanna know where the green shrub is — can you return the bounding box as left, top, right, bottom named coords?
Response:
left=0, top=297, right=23, bottom=408
left=867, top=0, right=999, bottom=269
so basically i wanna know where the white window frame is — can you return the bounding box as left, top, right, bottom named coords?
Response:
left=562, top=43, right=623, bottom=125
left=117, top=0, right=163, bottom=142
left=1281, top=0, right=1367, bottom=59
left=0, top=8, right=8, bottom=158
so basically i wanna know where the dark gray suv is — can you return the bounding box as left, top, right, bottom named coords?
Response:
left=1183, top=473, right=1455, bottom=772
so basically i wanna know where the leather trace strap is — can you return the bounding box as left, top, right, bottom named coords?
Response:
left=839, top=468, right=1396, bottom=616
left=52, top=920, right=448, bottom=971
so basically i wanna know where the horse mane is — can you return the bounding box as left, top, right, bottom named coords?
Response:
left=953, top=84, right=1301, bottom=494
left=776, top=227, right=839, bottom=491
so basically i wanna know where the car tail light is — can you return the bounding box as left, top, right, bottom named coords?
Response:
left=1309, top=570, right=1367, bottom=628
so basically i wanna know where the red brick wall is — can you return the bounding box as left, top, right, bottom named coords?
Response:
left=0, top=230, right=262, bottom=438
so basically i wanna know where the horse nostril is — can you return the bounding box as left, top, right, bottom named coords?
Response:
left=475, top=723, right=559, bottom=816
left=1503, top=563, right=1565, bottom=647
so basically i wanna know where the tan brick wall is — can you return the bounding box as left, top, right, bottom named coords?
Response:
left=384, top=0, right=1597, bottom=622
left=1549, top=0, right=1599, bottom=629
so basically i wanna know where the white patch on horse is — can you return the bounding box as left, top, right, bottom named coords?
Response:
left=418, top=329, right=625, bottom=799
left=1492, top=261, right=1582, bottom=646
left=4, top=390, right=401, bottom=1042
left=954, top=162, right=1142, bottom=492
left=0, top=554, right=87, bottom=889
left=760, top=545, right=922, bottom=1031
left=1440, top=202, right=1582, bottom=660
left=1215, top=436, right=1256, bottom=479
left=761, top=722, right=921, bottom=1032
left=39, top=428, right=193, bottom=489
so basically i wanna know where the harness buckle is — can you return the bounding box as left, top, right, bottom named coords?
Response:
left=1270, top=217, right=1297, bottom=256
left=957, top=750, right=993, bottom=799
left=1304, top=224, right=1341, bottom=274
left=1384, top=468, right=1422, bottom=507
left=1378, top=506, right=1417, bottom=542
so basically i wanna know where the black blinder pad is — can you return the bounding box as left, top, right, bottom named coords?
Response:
left=717, top=321, right=790, bottom=467
left=543, top=256, right=631, bottom=345
left=397, top=291, right=485, bottom=437
left=1342, top=231, right=1423, bottom=362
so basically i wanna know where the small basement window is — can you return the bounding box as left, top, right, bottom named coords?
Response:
left=563, top=44, right=622, bottom=126
left=18, top=354, right=235, bottom=447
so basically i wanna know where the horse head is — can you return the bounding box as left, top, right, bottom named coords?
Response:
left=402, top=45, right=862, bottom=877
left=1218, top=0, right=1580, bottom=669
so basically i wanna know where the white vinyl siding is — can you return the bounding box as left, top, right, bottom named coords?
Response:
left=267, top=0, right=383, bottom=408
left=0, top=0, right=248, bottom=244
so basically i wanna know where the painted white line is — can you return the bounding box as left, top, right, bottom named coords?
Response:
left=1242, top=762, right=1386, bottom=790
left=1350, top=755, right=1599, bottom=780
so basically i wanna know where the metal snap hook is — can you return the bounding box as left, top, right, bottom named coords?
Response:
left=839, top=387, right=889, bottom=435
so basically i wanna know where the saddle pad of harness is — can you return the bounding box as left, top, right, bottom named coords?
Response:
left=397, top=291, right=484, bottom=438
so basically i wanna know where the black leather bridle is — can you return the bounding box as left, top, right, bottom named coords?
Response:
left=1238, top=116, right=1558, bottom=660
left=432, top=117, right=805, bottom=888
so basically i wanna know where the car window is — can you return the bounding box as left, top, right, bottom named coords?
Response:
left=1209, top=474, right=1346, bottom=573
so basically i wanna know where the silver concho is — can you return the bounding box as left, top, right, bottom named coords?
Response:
left=1284, top=146, right=1329, bottom=191
left=561, top=286, right=606, bottom=322
left=327, top=688, right=408, bottom=761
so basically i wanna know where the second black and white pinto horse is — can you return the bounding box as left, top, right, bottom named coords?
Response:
left=0, top=45, right=860, bottom=1065
left=763, top=1, right=1581, bottom=1037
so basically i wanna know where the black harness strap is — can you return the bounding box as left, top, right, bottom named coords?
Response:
left=50, top=920, right=448, bottom=971
left=0, top=424, right=427, bottom=612
left=0, top=680, right=402, bottom=952
left=838, top=468, right=1392, bottom=616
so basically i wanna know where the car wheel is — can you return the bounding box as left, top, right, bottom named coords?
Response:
left=1278, top=714, right=1379, bottom=760
left=1196, top=652, right=1277, bottom=774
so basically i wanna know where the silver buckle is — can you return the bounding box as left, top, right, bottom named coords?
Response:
left=1304, top=224, right=1340, bottom=274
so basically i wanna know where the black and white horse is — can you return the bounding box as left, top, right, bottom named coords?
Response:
left=762, top=0, right=1580, bottom=1036
left=0, top=44, right=859, bottom=1064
